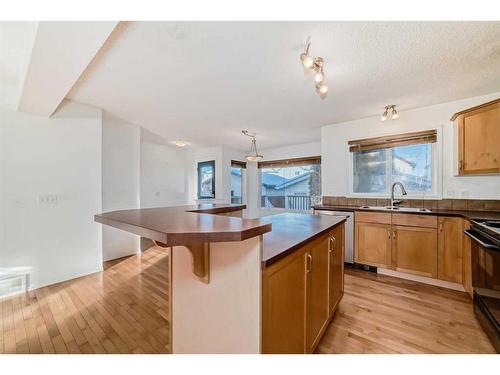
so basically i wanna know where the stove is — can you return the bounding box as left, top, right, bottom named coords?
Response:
left=465, top=220, right=500, bottom=353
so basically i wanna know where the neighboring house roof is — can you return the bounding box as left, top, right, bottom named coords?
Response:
left=394, top=154, right=416, bottom=169
left=274, top=171, right=310, bottom=190
left=261, top=173, right=288, bottom=188
left=262, top=171, right=311, bottom=190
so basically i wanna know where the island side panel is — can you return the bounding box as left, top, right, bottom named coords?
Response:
left=171, top=236, right=262, bottom=353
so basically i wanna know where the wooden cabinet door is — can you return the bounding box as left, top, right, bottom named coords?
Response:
left=305, top=235, right=330, bottom=353
left=394, top=225, right=438, bottom=278
left=355, top=222, right=392, bottom=268
left=438, top=217, right=463, bottom=283
left=262, top=248, right=307, bottom=354
left=329, top=224, right=344, bottom=317
left=457, top=100, right=500, bottom=175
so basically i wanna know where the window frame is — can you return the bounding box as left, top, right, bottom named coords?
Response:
left=347, top=135, right=441, bottom=199
left=197, top=160, right=216, bottom=199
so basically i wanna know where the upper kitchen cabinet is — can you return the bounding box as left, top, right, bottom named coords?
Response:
left=451, top=98, right=500, bottom=175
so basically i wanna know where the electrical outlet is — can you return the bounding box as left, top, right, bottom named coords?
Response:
left=461, top=190, right=469, bottom=199
left=38, top=194, right=58, bottom=205
left=446, top=190, right=455, bottom=198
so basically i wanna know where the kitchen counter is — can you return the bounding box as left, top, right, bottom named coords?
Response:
left=312, top=204, right=500, bottom=221
left=261, top=213, right=346, bottom=268
left=95, top=203, right=272, bottom=246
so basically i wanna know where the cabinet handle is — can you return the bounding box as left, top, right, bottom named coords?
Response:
left=306, top=253, right=313, bottom=273
left=329, top=236, right=336, bottom=252
left=387, top=230, right=391, bottom=239
left=393, top=230, right=396, bottom=240
left=459, top=160, right=463, bottom=171
left=439, top=222, right=443, bottom=232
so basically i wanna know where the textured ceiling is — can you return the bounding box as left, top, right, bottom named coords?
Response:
left=67, top=21, right=500, bottom=150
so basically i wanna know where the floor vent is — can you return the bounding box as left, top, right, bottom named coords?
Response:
left=0, top=268, right=30, bottom=299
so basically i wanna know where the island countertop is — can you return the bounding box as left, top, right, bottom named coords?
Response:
left=95, top=203, right=272, bottom=246
left=95, top=204, right=347, bottom=268
left=261, top=213, right=347, bottom=268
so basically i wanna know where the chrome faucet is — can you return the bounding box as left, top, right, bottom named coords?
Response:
left=391, top=182, right=407, bottom=207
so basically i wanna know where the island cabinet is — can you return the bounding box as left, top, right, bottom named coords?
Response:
left=262, top=223, right=345, bottom=354
left=451, top=98, right=500, bottom=175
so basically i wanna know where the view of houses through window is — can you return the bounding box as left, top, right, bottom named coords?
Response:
left=260, top=160, right=321, bottom=211
left=352, top=143, right=433, bottom=195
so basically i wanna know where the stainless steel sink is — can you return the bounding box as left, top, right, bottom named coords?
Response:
left=359, top=206, right=431, bottom=213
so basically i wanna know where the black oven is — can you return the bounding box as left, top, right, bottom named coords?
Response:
left=465, top=221, right=500, bottom=353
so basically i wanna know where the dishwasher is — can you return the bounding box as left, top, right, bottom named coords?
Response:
left=313, top=209, right=354, bottom=265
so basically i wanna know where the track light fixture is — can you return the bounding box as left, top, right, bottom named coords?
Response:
left=242, top=130, right=263, bottom=162
left=300, top=37, right=328, bottom=97
left=381, top=105, right=399, bottom=121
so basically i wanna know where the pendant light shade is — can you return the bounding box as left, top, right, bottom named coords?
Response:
left=242, top=130, right=263, bottom=162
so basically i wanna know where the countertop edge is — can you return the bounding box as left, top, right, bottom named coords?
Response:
left=311, top=205, right=500, bottom=220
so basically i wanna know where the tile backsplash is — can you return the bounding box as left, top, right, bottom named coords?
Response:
left=321, top=196, right=500, bottom=212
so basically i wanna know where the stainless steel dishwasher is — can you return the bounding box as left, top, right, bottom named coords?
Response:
left=313, top=208, right=354, bottom=265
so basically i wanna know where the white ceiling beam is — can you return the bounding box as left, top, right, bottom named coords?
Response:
left=17, top=21, right=118, bottom=116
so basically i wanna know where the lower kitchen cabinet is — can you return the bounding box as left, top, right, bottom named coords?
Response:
left=462, top=219, right=473, bottom=297
left=305, top=234, right=330, bottom=353
left=438, top=217, right=464, bottom=283
left=262, top=247, right=307, bottom=354
left=355, top=222, right=392, bottom=268
left=394, top=225, right=438, bottom=278
left=262, top=223, right=345, bottom=354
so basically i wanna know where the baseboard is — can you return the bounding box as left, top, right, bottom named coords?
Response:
left=377, top=268, right=466, bottom=292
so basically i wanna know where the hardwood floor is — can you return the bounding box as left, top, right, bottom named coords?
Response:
left=0, top=247, right=170, bottom=354
left=1, top=249, right=494, bottom=354
left=316, top=268, right=495, bottom=353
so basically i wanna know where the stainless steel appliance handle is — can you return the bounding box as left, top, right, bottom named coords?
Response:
left=464, top=229, right=500, bottom=251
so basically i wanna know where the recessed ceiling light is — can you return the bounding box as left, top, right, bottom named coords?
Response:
left=172, top=140, right=189, bottom=147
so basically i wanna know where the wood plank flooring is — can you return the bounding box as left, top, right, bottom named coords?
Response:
left=0, top=247, right=170, bottom=354
left=316, top=268, right=495, bottom=353
left=1, top=248, right=494, bottom=354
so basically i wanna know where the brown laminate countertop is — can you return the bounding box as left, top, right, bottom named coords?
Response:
left=312, top=205, right=500, bottom=221
left=95, top=204, right=272, bottom=246
left=261, top=213, right=347, bottom=268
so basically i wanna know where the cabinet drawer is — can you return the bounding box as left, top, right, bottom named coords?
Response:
left=392, top=213, right=437, bottom=228
left=355, top=211, right=391, bottom=224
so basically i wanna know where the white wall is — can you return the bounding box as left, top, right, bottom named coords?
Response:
left=141, top=134, right=191, bottom=208
left=322, top=92, right=500, bottom=199
left=0, top=100, right=102, bottom=289
left=102, top=112, right=140, bottom=261
left=258, top=142, right=321, bottom=161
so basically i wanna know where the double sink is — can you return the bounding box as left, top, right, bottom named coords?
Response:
left=359, top=205, right=431, bottom=213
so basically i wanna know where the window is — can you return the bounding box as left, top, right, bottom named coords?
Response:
left=231, top=160, right=246, bottom=204
left=259, top=157, right=321, bottom=211
left=197, top=160, right=215, bottom=199
left=349, top=130, right=436, bottom=196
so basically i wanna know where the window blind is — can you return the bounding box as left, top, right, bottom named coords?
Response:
left=231, top=160, right=247, bottom=169
left=348, top=129, right=437, bottom=152
left=257, top=156, right=321, bottom=169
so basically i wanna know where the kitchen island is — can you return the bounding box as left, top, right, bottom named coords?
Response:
left=95, top=204, right=346, bottom=353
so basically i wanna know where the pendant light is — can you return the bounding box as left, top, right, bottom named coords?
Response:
left=242, top=130, right=263, bottom=162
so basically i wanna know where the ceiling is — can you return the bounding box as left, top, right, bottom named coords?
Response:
left=67, top=21, right=500, bottom=150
